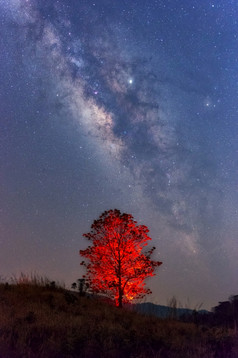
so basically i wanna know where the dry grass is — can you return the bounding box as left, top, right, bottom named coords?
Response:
left=0, top=276, right=237, bottom=358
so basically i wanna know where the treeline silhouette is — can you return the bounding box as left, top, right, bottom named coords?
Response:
left=180, top=294, right=238, bottom=331
left=212, top=295, right=238, bottom=329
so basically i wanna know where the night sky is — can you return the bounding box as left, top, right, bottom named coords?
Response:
left=1, top=0, right=238, bottom=310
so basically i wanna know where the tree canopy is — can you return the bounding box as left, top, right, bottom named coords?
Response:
left=80, top=209, right=162, bottom=307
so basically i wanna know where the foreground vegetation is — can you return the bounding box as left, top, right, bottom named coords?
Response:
left=0, top=277, right=237, bottom=358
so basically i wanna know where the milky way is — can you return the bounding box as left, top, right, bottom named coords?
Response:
left=1, top=0, right=238, bottom=309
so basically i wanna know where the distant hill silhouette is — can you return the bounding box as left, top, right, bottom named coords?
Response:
left=132, top=302, right=210, bottom=318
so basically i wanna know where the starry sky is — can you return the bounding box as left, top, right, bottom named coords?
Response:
left=1, top=0, right=238, bottom=310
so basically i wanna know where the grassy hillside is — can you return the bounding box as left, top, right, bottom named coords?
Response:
left=0, top=279, right=237, bottom=358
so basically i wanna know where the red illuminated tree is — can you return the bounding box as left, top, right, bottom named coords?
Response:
left=80, top=209, right=162, bottom=307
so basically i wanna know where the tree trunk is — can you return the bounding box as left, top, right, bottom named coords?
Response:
left=118, top=285, right=122, bottom=308
left=118, top=252, right=123, bottom=308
